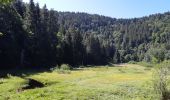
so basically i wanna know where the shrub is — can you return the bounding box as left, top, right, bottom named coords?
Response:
left=0, top=79, right=5, bottom=84
left=50, top=65, right=59, bottom=72
left=0, top=32, right=3, bottom=36
left=153, top=62, right=170, bottom=100
left=143, top=54, right=152, bottom=62
left=7, top=74, right=13, bottom=78
left=60, top=64, right=71, bottom=70
left=51, top=64, right=71, bottom=74
left=165, top=51, right=170, bottom=60
left=146, top=48, right=166, bottom=63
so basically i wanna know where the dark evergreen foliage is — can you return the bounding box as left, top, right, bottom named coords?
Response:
left=0, top=0, right=170, bottom=69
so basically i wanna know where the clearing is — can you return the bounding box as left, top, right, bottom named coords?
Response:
left=0, top=64, right=159, bottom=100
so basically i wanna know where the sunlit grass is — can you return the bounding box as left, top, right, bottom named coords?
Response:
left=0, top=64, right=160, bottom=100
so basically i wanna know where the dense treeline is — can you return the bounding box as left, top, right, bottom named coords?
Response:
left=0, top=0, right=170, bottom=69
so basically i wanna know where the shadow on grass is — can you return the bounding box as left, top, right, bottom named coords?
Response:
left=71, top=68, right=84, bottom=71
left=162, top=91, right=170, bottom=100
left=0, top=64, right=115, bottom=78
left=0, top=68, right=51, bottom=78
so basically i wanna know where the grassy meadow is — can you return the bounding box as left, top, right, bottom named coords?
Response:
left=0, top=64, right=167, bottom=100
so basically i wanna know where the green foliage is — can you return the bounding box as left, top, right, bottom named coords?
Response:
left=1, top=0, right=170, bottom=69
left=60, top=64, right=71, bottom=70
left=0, top=79, right=5, bottom=84
left=144, top=47, right=167, bottom=64
left=1, top=0, right=170, bottom=99
left=144, top=54, right=152, bottom=63
left=0, top=0, right=13, bottom=4
left=165, top=51, right=170, bottom=60
left=153, top=61, right=170, bottom=100
left=51, top=64, right=71, bottom=74
left=151, top=48, right=165, bottom=63
left=0, top=32, right=3, bottom=36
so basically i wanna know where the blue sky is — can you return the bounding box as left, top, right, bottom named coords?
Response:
left=23, top=0, right=170, bottom=18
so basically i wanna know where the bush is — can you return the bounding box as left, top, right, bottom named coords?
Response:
left=153, top=62, right=170, bottom=100
left=50, top=65, right=59, bottom=72
left=51, top=64, right=71, bottom=74
left=165, top=51, right=170, bottom=60
left=143, top=54, right=151, bottom=62
left=0, top=79, right=5, bottom=84
left=146, top=48, right=166, bottom=63
left=0, top=32, right=3, bottom=36
left=60, top=64, right=71, bottom=70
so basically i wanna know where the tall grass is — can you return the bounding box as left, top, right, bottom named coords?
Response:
left=153, top=61, right=170, bottom=100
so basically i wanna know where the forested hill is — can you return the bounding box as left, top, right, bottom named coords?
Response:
left=0, top=0, right=170, bottom=69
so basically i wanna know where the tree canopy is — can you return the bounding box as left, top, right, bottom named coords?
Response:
left=0, top=0, right=170, bottom=69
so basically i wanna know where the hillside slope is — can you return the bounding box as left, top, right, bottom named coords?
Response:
left=0, top=1, right=170, bottom=68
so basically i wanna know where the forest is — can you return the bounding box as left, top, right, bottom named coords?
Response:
left=0, top=0, right=170, bottom=69
left=1, top=0, right=170, bottom=100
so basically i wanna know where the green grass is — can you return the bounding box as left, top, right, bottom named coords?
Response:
left=0, top=64, right=162, bottom=100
